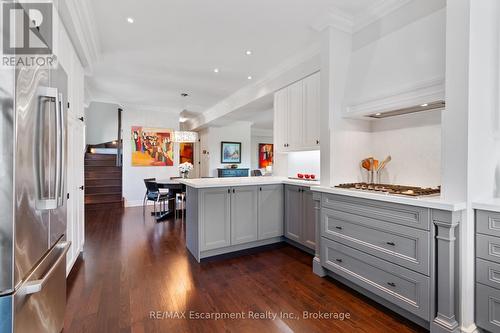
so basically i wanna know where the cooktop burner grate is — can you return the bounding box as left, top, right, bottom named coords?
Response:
left=335, top=183, right=441, bottom=197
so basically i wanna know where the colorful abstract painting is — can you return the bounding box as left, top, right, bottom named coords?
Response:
left=131, top=127, right=174, bottom=166
left=258, top=143, right=273, bottom=168
left=179, top=143, right=194, bottom=164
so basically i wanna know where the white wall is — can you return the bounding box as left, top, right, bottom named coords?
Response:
left=122, top=107, right=181, bottom=206
left=85, top=101, right=119, bottom=145
left=199, top=122, right=252, bottom=177
left=251, top=133, right=273, bottom=170
left=287, top=151, right=321, bottom=179
left=370, top=111, right=441, bottom=187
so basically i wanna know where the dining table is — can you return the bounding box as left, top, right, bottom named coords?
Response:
left=152, top=178, right=186, bottom=221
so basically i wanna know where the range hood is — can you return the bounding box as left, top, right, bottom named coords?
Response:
left=342, top=8, right=446, bottom=120
left=367, top=100, right=445, bottom=119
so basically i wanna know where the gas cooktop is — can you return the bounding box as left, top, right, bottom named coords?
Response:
left=335, top=183, right=441, bottom=197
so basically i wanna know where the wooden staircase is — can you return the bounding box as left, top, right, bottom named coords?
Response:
left=84, top=153, right=123, bottom=210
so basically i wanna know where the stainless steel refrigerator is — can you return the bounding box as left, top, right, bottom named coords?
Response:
left=0, top=60, right=70, bottom=332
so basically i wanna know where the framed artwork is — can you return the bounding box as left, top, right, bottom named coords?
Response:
left=221, top=142, right=241, bottom=164
left=131, top=126, right=174, bottom=166
left=179, top=143, right=194, bottom=164
left=258, top=143, right=273, bottom=168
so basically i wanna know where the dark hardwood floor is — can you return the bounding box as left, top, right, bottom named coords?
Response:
left=63, top=207, right=427, bottom=333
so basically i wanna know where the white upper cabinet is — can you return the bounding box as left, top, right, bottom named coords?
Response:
left=274, top=87, right=289, bottom=152
left=274, top=72, right=320, bottom=153
left=303, top=72, right=321, bottom=149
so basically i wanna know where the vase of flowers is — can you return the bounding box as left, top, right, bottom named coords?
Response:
left=179, top=162, right=194, bottom=178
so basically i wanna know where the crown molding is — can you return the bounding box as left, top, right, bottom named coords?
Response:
left=354, top=0, right=412, bottom=32
left=311, top=7, right=354, bottom=33
left=311, top=0, right=412, bottom=34
left=57, top=0, right=100, bottom=74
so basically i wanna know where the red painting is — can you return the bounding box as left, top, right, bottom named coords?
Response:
left=179, top=143, right=194, bottom=164
left=258, top=144, right=273, bottom=168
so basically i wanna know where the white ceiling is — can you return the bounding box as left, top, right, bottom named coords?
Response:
left=209, top=94, right=274, bottom=130
left=87, top=0, right=407, bottom=118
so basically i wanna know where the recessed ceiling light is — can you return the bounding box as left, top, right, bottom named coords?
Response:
left=246, top=50, right=253, bottom=55
left=213, top=68, right=219, bottom=73
left=420, top=103, right=428, bottom=107
left=127, top=17, right=134, bottom=23
left=375, top=113, right=382, bottom=116
left=247, top=76, right=253, bottom=80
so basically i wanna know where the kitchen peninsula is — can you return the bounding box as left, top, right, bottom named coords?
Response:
left=179, top=177, right=321, bottom=261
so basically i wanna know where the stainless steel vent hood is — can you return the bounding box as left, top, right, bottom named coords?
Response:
left=367, top=101, right=445, bottom=119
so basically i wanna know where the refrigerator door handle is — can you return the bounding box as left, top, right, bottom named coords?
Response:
left=23, top=241, right=71, bottom=295
left=57, top=92, right=65, bottom=207
left=35, top=87, right=60, bottom=211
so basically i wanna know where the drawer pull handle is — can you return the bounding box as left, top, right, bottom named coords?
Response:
left=387, top=282, right=396, bottom=287
left=335, top=259, right=343, bottom=263
left=335, top=226, right=343, bottom=230
left=386, top=242, right=396, bottom=246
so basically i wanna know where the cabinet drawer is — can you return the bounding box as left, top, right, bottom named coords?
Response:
left=477, top=210, right=500, bottom=238
left=477, top=258, right=500, bottom=290
left=321, top=194, right=430, bottom=230
left=321, top=208, right=430, bottom=275
left=477, top=234, right=500, bottom=264
left=321, top=238, right=430, bottom=320
left=476, top=283, right=500, bottom=332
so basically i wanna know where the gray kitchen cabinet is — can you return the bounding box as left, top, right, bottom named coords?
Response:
left=200, top=187, right=231, bottom=251
left=302, top=188, right=316, bottom=249
left=258, top=185, right=284, bottom=240
left=285, top=185, right=302, bottom=242
left=231, top=186, right=259, bottom=245
left=285, top=185, right=316, bottom=250
left=476, top=283, right=500, bottom=332
left=476, top=209, right=500, bottom=333
left=321, top=207, right=430, bottom=275
left=321, top=237, right=430, bottom=320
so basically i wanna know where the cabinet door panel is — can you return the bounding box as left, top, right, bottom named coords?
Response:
left=288, top=80, right=304, bottom=150
left=303, top=72, right=320, bottom=149
left=200, top=188, right=231, bottom=250
left=274, top=88, right=288, bottom=152
left=231, top=186, right=258, bottom=245
left=258, top=185, right=284, bottom=240
left=285, top=185, right=302, bottom=242
left=302, top=188, right=316, bottom=249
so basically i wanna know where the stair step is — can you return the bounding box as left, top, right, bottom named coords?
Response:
left=85, top=153, right=117, bottom=161
left=85, top=193, right=122, bottom=204
left=85, top=185, right=122, bottom=194
left=85, top=201, right=123, bottom=210
left=84, top=171, right=122, bottom=179
left=84, top=166, right=121, bottom=173
left=85, top=159, right=116, bottom=167
left=85, top=178, right=122, bottom=187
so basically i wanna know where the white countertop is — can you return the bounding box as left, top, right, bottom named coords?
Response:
left=311, top=186, right=467, bottom=212
left=472, top=198, right=500, bottom=213
left=178, top=176, right=321, bottom=189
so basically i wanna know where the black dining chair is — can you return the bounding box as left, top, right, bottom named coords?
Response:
left=143, top=178, right=156, bottom=215
left=143, top=179, right=172, bottom=217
